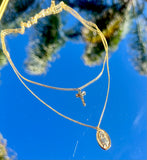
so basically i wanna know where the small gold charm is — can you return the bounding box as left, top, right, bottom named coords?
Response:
left=76, top=89, right=86, bottom=106
left=96, top=128, right=111, bottom=150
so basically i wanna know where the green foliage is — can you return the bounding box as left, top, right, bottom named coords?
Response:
left=0, top=133, right=17, bottom=160
left=0, top=0, right=43, bottom=69
left=81, top=1, right=131, bottom=66
left=0, top=49, right=7, bottom=69
left=0, top=0, right=146, bottom=75
left=129, top=0, right=147, bottom=75
left=25, top=14, right=65, bottom=75
left=130, top=19, right=147, bottom=75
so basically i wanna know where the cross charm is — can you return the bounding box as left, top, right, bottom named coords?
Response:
left=76, top=89, right=86, bottom=106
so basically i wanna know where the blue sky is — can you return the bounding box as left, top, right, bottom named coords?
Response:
left=0, top=8, right=147, bottom=160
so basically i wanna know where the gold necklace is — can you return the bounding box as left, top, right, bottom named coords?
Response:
left=0, top=0, right=9, bottom=20
left=1, top=0, right=111, bottom=150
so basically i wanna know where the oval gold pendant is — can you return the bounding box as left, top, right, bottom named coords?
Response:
left=96, top=128, right=111, bottom=150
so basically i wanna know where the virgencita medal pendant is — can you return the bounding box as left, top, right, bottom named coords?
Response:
left=96, top=128, right=111, bottom=150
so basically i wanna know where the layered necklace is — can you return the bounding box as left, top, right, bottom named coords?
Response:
left=1, top=0, right=111, bottom=150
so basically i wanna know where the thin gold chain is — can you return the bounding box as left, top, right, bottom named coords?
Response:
left=1, top=1, right=110, bottom=130
left=0, top=0, right=9, bottom=20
